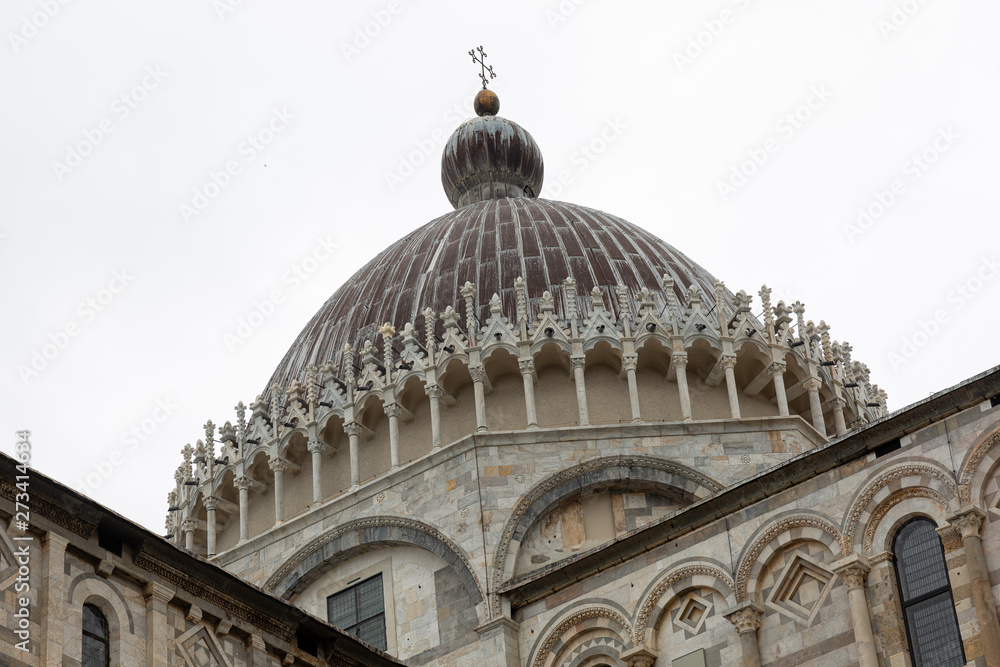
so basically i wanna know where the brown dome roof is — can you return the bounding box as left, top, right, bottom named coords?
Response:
left=264, top=197, right=725, bottom=391
left=441, top=114, right=544, bottom=209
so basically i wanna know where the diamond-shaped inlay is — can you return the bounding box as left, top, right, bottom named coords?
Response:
left=766, top=553, right=835, bottom=626
left=176, top=625, right=231, bottom=667
left=672, top=592, right=713, bottom=635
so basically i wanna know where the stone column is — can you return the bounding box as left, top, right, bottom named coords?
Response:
left=475, top=617, right=521, bottom=667
left=519, top=358, right=539, bottom=428
left=571, top=355, right=589, bottom=425
left=671, top=352, right=693, bottom=421
left=234, top=475, right=252, bottom=542
left=622, top=354, right=641, bottom=422
left=268, top=458, right=290, bottom=521
left=345, top=422, right=361, bottom=490
left=204, top=497, right=218, bottom=556
left=829, top=396, right=848, bottom=436
left=385, top=402, right=402, bottom=470
left=721, top=355, right=741, bottom=419
left=426, top=384, right=444, bottom=448
left=40, top=533, right=69, bottom=667
left=248, top=633, right=268, bottom=667
left=834, top=556, right=878, bottom=667
left=142, top=582, right=174, bottom=667
left=768, top=361, right=789, bottom=416
left=182, top=517, right=197, bottom=552
left=470, top=366, right=489, bottom=432
left=307, top=439, right=328, bottom=504
left=803, top=377, right=827, bottom=436
left=725, top=602, right=764, bottom=667
left=949, top=507, right=1000, bottom=666
left=621, top=647, right=657, bottom=667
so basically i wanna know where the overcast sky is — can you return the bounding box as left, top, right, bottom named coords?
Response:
left=3, top=0, right=998, bottom=534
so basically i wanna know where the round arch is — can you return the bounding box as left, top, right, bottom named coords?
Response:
left=491, top=455, right=723, bottom=612
left=263, top=515, right=484, bottom=614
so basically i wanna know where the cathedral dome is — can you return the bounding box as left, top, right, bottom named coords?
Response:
left=264, top=196, right=724, bottom=393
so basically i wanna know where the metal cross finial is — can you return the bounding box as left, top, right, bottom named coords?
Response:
left=469, top=46, right=496, bottom=90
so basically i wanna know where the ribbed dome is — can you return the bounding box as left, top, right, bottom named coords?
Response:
left=264, top=197, right=724, bottom=392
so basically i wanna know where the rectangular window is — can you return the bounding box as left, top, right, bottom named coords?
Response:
left=327, top=574, right=387, bottom=651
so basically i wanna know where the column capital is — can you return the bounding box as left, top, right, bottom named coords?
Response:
left=767, top=360, right=787, bottom=376
left=827, top=395, right=848, bottom=409
left=833, top=554, right=870, bottom=590
left=344, top=421, right=363, bottom=438
left=181, top=518, right=198, bottom=533
left=307, top=439, right=329, bottom=455
left=719, top=354, right=738, bottom=370
left=947, top=506, right=986, bottom=540
left=142, top=581, right=175, bottom=603
left=802, top=376, right=823, bottom=392
left=621, top=646, right=657, bottom=667
left=469, top=365, right=488, bottom=383
left=41, top=532, right=71, bottom=550
left=268, top=457, right=291, bottom=473
left=203, top=496, right=219, bottom=511
left=670, top=352, right=688, bottom=368
left=384, top=402, right=403, bottom=418
left=234, top=475, right=254, bottom=491
left=518, top=358, right=536, bottom=374
left=621, top=353, right=638, bottom=372
left=570, top=355, right=586, bottom=371
left=426, top=383, right=444, bottom=399
left=724, top=601, right=764, bottom=635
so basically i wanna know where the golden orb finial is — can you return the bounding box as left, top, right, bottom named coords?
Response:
left=474, top=89, right=500, bottom=117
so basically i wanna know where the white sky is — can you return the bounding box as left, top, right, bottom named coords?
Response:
left=3, top=0, right=998, bottom=534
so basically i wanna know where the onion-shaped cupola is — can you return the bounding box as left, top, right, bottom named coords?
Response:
left=441, top=89, right=544, bottom=209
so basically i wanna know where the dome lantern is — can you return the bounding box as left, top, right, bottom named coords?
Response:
left=441, top=88, right=544, bottom=209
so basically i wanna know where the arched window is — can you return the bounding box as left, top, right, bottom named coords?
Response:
left=892, top=518, right=965, bottom=666
left=82, top=603, right=110, bottom=667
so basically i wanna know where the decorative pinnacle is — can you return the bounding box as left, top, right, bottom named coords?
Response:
left=469, top=46, right=496, bottom=90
